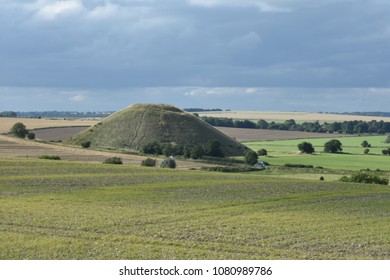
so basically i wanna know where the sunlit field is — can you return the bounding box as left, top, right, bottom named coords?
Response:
left=1, top=157, right=390, bottom=260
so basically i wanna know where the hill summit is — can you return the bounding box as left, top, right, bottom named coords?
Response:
left=66, top=104, right=248, bottom=156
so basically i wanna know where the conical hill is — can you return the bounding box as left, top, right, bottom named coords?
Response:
left=66, top=104, right=248, bottom=156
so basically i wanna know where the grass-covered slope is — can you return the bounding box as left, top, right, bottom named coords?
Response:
left=1, top=157, right=390, bottom=259
left=66, top=104, right=248, bottom=156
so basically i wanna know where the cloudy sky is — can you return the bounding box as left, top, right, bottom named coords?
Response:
left=1, top=0, right=390, bottom=112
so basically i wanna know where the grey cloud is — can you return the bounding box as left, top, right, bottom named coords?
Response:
left=0, top=0, right=389, bottom=111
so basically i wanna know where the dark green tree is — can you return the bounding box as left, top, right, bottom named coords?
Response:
left=244, top=150, right=258, bottom=165
left=204, top=140, right=224, bottom=157
left=162, top=143, right=174, bottom=157
left=324, top=139, right=343, bottom=153
left=361, top=140, right=370, bottom=148
left=27, top=132, right=35, bottom=140
left=256, top=119, right=269, bottom=129
left=10, top=122, right=29, bottom=138
left=257, top=148, right=268, bottom=156
left=160, top=158, right=176, bottom=169
left=191, top=145, right=204, bottom=159
left=298, top=142, right=315, bottom=154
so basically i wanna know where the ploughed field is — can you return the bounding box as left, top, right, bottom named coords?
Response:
left=1, top=157, right=390, bottom=259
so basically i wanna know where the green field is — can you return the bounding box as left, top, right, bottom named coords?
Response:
left=1, top=157, right=390, bottom=259
left=244, top=136, right=390, bottom=172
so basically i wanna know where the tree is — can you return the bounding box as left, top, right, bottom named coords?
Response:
left=324, top=139, right=343, bottom=153
left=141, top=158, right=156, bottom=167
left=385, top=135, right=390, bottom=144
left=81, top=141, right=91, bottom=148
left=10, top=122, right=29, bottom=138
left=256, top=119, right=269, bottom=129
left=257, top=148, right=268, bottom=156
left=364, top=148, right=370, bottom=155
left=27, top=132, right=35, bottom=140
left=298, top=142, right=315, bottom=154
left=162, top=143, right=174, bottom=157
left=160, top=158, right=176, bottom=169
left=244, top=150, right=258, bottom=165
left=191, top=145, right=204, bottom=159
left=361, top=140, right=370, bottom=148
left=204, top=140, right=224, bottom=157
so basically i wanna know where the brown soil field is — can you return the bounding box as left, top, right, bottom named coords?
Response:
left=22, top=125, right=345, bottom=143
left=198, top=111, right=390, bottom=122
left=0, top=117, right=98, bottom=134
left=216, top=127, right=348, bottom=142
left=0, top=135, right=214, bottom=169
left=31, top=126, right=88, bottom=141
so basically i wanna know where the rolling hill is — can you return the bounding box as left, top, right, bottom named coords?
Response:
left=66, top=104, right=248, bottom=156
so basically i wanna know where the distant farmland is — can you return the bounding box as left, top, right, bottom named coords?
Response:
left=198, top=111, right=390, bottom=122
left=0, top=117, right=98, bottom=134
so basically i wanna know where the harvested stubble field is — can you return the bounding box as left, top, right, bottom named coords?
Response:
left=0, top=117, right=98, bottom=134
left=0, top=135, right=213, bottom=169
left=1, top=157, right=390, bottom=259
left=198, top=111, right=390, bottom=122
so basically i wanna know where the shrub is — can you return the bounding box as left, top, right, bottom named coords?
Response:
left=340, top=172, right=388, bottom=185
left=160, top=158, right=176, bottom=169
left=320, top=176, right=325, bottom=181
left=81, top=141, right=91, bottom=148
left=201, top=166, right=258, bottom=173
left=324, top=139, right=343, bottom=153
left=284, top=163, right=314, bottom=168
left=382, top=148, right=390, bottom=155
left=204, top=140, right=224, bottom=158
left=141, top=158, right=156, bottom=167
left=257, top=148, right=268, bottom=156
left=10, top=122, right=29, bottom=138
left=298, top=142, right=315, bottom=154
left=191, top=145, right=204, bottom=159
left=141, top=141, right=163, bottom=155
left=244, top=150, right=258, bottom=165
left=364, top=148, right=370, bottom=155
left=385, top=135, right=390, bottom=143
left=361, top=140, right=370, bottom=148
left=27, top=132, right=35, bottom=140
left=39, top=155, right=61, bottom=160
left=103, top=157, right=123, bottom=164
left=162, top=143, right=174, bottom=157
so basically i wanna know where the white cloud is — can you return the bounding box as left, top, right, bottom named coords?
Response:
left=70, top=94, right=86, bottom=102
left=87, top=3, right=119, bottom=20
left=34, top=0, right=83, bottom=20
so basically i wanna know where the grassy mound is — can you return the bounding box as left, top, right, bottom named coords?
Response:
left=66, top=104, right=248, bottom=156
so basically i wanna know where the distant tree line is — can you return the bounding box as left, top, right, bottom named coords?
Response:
left=184, top=108, right=224, bottom=112
left=201, top=116, right=390, bottom=134
left=0, top=111, right=17, bottom=117
left=14, top=111, right=113, bottom=119
left=340, top=112, right=390, bottom=118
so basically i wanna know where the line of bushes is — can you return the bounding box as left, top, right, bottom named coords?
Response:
left=140, top=140, right=225, bottom=159
left=340, top=172, right=389, bottom=185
